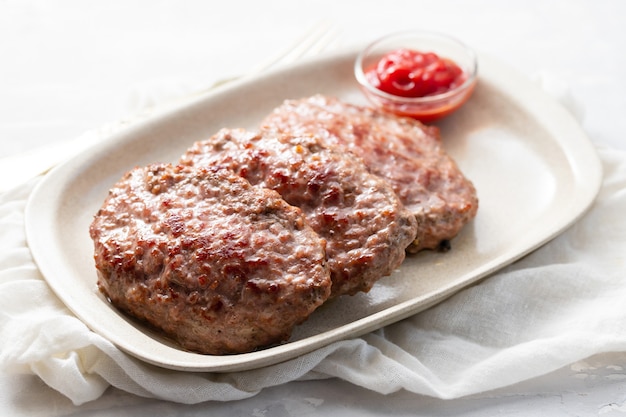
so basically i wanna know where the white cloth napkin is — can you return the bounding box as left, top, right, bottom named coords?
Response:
left=3, top=81, right=626, bottom=406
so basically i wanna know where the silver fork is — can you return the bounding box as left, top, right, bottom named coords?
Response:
left=212, top=20, right=338, bottom=88
left=0, top=21, right=338, bottom=194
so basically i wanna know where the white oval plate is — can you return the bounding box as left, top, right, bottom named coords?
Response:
left=25, top=49, right=602, bottom=372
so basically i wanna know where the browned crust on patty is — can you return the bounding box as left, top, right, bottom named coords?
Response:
left=180, top=128, right=417, bottom=297
left=89, top=163, right=331, bottom=354
left=260, top=95, right=479, bottom=253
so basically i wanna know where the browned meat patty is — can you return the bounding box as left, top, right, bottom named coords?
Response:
left=180, top=128, right=417, bottom=297
left=260, top=95, right=479, bottom=253
left=89, top=163, right=331, bottom=355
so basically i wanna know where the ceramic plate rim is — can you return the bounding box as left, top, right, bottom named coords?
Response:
left=25, top=48, right=603, bottom=372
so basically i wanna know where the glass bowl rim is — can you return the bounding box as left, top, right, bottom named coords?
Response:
left=354, top=30, right=479, bottom=104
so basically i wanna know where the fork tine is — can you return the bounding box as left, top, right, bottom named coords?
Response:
left=283, top=22, right=340, bottom=63
left=248, top=20, right=336, bottom=74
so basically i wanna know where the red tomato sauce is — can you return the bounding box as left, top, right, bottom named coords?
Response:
left=365, top=48, right=467, bottom=98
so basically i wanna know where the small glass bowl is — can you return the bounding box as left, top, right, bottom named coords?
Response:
left=354, top=31, right=478, bottom=123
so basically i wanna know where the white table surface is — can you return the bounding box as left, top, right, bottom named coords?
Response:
left=2, top=1, right=626, bottom=415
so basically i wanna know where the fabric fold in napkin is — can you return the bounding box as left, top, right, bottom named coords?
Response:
left=2, top=147, right=626, bottom=405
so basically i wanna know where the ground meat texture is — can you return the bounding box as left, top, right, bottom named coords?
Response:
left=260, top=95, right=479, bottom=253
left=89, top=163, right=331, bottom=355
left=180, top=129, right=417, bottom=297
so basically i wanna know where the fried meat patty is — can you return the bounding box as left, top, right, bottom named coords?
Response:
left=261, top=95, right=479, bottom=253
left=89, top=163, right=331, bottom=355
left=179, top=128, right=417, bottom=297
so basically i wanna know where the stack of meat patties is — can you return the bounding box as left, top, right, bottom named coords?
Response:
left=89, top=94, right=478, bottom=355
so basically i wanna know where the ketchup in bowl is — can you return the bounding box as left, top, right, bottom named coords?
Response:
left=355, top=32, right=478, bottom=123
left=366, top=49, right=466, bottom=98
